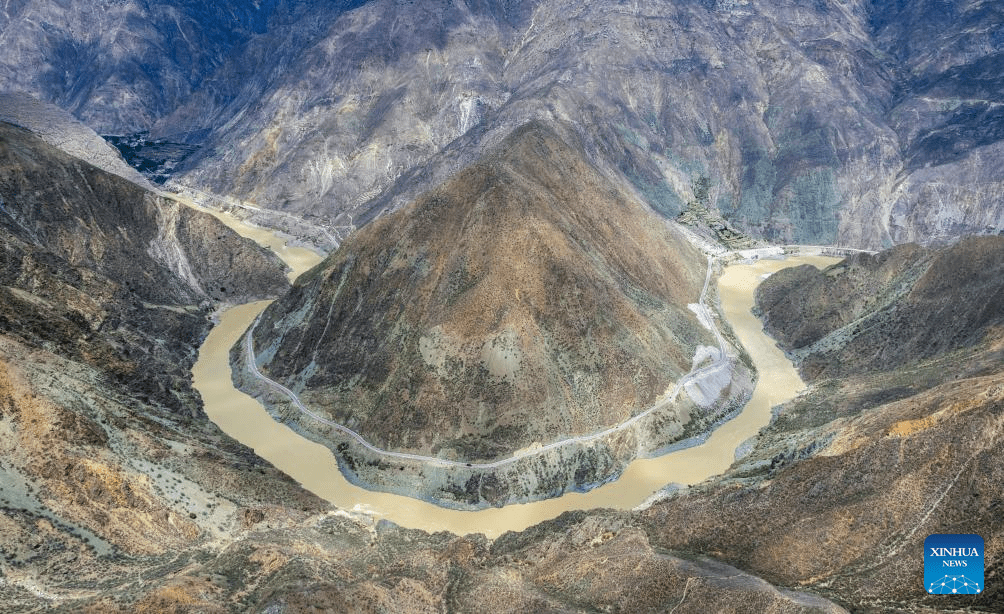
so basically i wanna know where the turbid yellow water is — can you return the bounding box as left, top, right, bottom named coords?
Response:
left=193, top=221, right=838, bottom=537
left=168, top=192, right=322, bottom=283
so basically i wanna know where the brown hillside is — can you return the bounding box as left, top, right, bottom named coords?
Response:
left=252, top=121, right=711, bottom=460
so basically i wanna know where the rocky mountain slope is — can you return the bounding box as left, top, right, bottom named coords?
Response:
left=0, top=122, right=289, bottom=307
left=241, top=121, right=748, bottom=507
left=152, top=0, right=1003, bottom=250
left=0, top=116, right=845, bottom=613
left=0, top=118, right=290, bottom=414
left=6, top=506, right=848, bottom=612
left=0, top=0, right=338, bottom=134
left=4, top=1, right=1002, bottom=249
left=1, top=1, right=1002, bottom=611
left=627, top=237, right=1004, bottom=611
left=756, top=236, right=1004, bottom=380
left=10, top=203, right=1002, bottom=611
left=0, top=92, right=153, bottom=189
left=0, top=120, right=338, bottom=607
left=20, top=232, right=1000, bottom=614
left=1, top=119, right=996, bottom=613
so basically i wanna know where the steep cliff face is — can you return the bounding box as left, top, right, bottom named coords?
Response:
left=155, top=0, right=523, bottom=243
left=872, top=0, right=1004, bottom=244
left=4, top=1, right=1002, bottom=248
left=251, top=122, right=713, bottom=463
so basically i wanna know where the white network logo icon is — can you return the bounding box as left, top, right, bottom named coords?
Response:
left=928, top=575, right=982, bottom=594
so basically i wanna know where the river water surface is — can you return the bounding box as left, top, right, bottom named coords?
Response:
left=192, top=222, right=837, bottom=538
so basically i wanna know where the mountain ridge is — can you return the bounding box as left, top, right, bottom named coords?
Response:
left=5, top=1, right=1003, bottom=249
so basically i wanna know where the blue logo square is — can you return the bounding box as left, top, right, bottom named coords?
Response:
left=925, top=534, right=984, bottom=595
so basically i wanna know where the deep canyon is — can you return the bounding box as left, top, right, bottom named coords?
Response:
left=0, top=0, right=1002, bottom=612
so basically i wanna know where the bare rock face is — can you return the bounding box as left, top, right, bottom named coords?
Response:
left=3, top=507, right=847, bottom=612
left=3, top=2, right=1004, bottom=249
left=150, top=0, right=1001, bottom=250
left=0, top=121, right=289, bottom=306
left=0, top=0, right=322, bottom=134
left=642, top=372, right=1004, bottom=612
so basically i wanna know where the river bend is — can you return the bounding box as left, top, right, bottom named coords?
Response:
left=192, top=220, right=836, bottom=537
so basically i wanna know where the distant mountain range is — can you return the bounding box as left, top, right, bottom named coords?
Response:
left=3, top=0, right=1003, bottom=248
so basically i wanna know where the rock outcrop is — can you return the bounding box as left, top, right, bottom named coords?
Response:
left=0, top=121, right=289, bottom=308
left=0, top=0, right=312, bottom=134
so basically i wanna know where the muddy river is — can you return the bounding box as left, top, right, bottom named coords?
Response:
left=192, top=222, right=837, bottom=538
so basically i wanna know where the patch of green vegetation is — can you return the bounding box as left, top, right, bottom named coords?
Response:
left=734, top=150, right=775, bottom=225
left=692, top=174, right=711, bottom=207
left=443, top=260, right=481, bottom=305
left=441, top=423, right=527, bottom=462
left=677, top=172, right=758, bottom=249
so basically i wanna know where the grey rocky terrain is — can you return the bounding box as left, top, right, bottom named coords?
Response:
left=4, top=1, right=1003, bottom=248
left=0, top=92, right=153, bottom=189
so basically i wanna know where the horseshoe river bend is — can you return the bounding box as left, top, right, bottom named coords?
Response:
left=191, top=211, right=838, bottom=539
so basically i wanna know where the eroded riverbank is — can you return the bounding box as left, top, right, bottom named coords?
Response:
left=193, top=225, right=838, bottom=537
